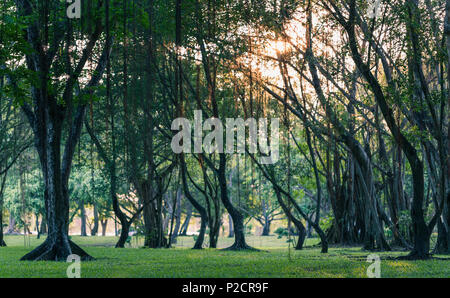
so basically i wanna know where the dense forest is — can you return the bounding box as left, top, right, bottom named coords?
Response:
left=0, top=0, right=448, bottom=263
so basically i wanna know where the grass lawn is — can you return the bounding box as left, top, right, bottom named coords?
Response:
left=0, top=235, right=448, bottom=278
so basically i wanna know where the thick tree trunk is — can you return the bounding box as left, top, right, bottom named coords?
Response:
left=140, top=181, right=166, bottom=249
left=261, top=220, right=271, bottom=236
left=101, top=219, right=108, bottom=237
left=295, top=225, right=307, bottom=250
left=143, top=201, right=166, bottom=248
left=21, top=115, right=93, bottom=261
left=404, top=159, right=430, bottom=259
left=15, top=0, right=108, bottom=261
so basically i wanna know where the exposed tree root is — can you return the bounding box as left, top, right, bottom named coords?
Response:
left=222, top=242, right=260, bottom=251
left=69, top=240, right=95, bottom=261
left=0, top=240, right=6, bottom=247
left=433, top=245, right=450, bottom=255
left=20, top=239, right=94, bottom=261
left=395, top=252, right=432, bottom=261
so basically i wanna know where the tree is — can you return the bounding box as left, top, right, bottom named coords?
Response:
left=12, top=0, right=111, bottom=261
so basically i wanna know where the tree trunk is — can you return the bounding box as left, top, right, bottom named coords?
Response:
left=101, top=219, right=108, bottom=237
left=227, top=214, right=234, bottom=238
left=143, top=199, right=165, bottom=248
left=296, top=225, right=307, bottom=250
left=21, top=114, right=93, bottom=261
left=0, top=173, right=6, bottom=246
left=80, top=201, right=87, bottom=237
left=180, top=155, right=208, bottom=249
left=140, top=181, right=166, bottom=248
left=7, top=214, right=16, bottom=234
left=14, top=0, right=109, bottom=261
left=218, top=156, right=252, bottom=250
left=261, top=220, right=271, bottom=236
left=0, top=199, right=5, bottom=247
left=227, top=172, right=235, bottom=238
left=435, top=0, right=450, bottom=256
left=91, top=203, right=99, bottom=236
left=343, top=1, right=428, bottom=258
left=180, top=203, right=192, bottom=236
left=35, top=214, right=40, bottom=239
left=435, top=218, right=450, bottom=254
left=209, top=217, right=220, bottom=248
left=116, top=222, right=130, bottom=248
left=170, top=190, right=182, bottom=244
left=39, top=215, right=47, bottom=235
left=272, top=188, right=306, bottom=250
left=208, top=197, right=221, bottom=248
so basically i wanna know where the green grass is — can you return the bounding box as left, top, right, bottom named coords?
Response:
left=0, top=235, right=448, bottom=278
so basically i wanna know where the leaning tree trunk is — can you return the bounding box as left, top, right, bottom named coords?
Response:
left=116, top=222, right=130, bottom=248
left=296, top=225, right=307, bottom=250
left=112, top=161, right=132, bottom=248
left=273, top=188, right=307, bottom=250
left=180, top=203, right=192, bottom=236
left=180, top=155, right=208, bottom=249
left=218, top=156, right=253, bottom=250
